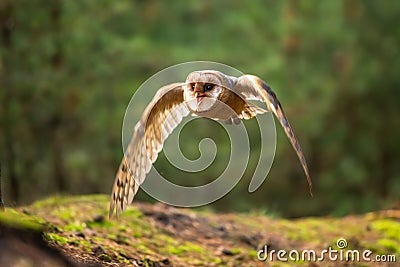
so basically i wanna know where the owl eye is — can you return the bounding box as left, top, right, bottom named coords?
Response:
left=204, top=84, right=214, bottom=91
left=190, top=83, right=195, bottom=91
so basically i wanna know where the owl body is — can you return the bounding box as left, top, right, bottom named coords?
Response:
left=109, top=70, right=313, bottom=217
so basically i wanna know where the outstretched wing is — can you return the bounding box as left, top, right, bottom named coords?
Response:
left=233, top=75, right=313, bottom=195
left=110, top=83, right=190, bottom=217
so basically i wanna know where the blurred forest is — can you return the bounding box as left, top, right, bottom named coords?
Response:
left=0, top=0, right=399, bottom=217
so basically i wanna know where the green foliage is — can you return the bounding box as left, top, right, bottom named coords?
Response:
left=0, top=1, right=399, bottom=216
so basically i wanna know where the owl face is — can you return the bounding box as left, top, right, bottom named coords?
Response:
left=184, top=71, right=224, bottom=113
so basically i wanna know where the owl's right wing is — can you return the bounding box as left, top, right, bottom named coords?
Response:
left=110, top=83, right=190, bottom=218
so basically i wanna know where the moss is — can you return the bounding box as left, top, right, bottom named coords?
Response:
left=120, top=207, right=143, bottom=218
left=371, top=219, right=400, bottom=241
left=213, top=257, right=223, bottom=264
left=164, top=241, right=205, bottom=255
left=45, top=233, right=69, bottom=245
left=282, top=220, right=317, bottom=242
left=230, top=247, right=241, bottom=255
left=0, top=208, right=45, bottom=231
left=63, top=222, right=85, bottom=232
left=98, top=254, right=112, bottom=262
left=32, top=196, right=62, bottom=208
left=133, top=232, right=142, bottom=238
left=118, top=225, right=128, bottom=232
left=33, top=194, right=109, bottom=208
left=50, top=206, right=77, bottom=221
left=123, top=218, right=154, bottom=238
left=78, top=239, right=92, bottom=248
left=233, top=214, right=265, bottom=230
left=45, top=232, right=92, bottom=249
left=17, top=195, right=400, bottom=267
left=247, top=208, right=281, bottom=219
left=141, top=258, right=159, bottom=267
left=165, top=245, right=187, bottom=255
left=376, top=238, right=399, bottom=253
left=133, top=242, right=155, bottom=254
left=87, top=220, right=114, bottom=228
left=106, top=233, right=129, bottom=245
left=156, top=234, right=176, bottom=245
left=247, top=250, right=258, bottom=258
left=117, top=256, right=130, bottom=264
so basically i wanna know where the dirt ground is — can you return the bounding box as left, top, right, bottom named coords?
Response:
left=0, top=195, right=399, bottom=266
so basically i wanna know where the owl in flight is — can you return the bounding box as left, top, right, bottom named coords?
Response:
left=110, top=70, right=312, bottom=217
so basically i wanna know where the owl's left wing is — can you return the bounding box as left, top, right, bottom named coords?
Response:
left=233, top=75, right=313, bottom=195
left=110, top=83, right=190, bottom=218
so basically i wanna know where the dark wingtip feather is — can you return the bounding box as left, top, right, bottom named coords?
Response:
left=109, top=201, right=115, bottom=219
left=258, top=79, right=313, bottom=196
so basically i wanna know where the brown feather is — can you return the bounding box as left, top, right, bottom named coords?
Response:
left=109, top=84, right=187, bottom=218
left=234, top=75, right=313, bottom=196
left=218, top=87, right=266, bottom=121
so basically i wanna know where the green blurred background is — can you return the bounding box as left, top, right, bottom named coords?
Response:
left=1, top=0, right=399, bottom=217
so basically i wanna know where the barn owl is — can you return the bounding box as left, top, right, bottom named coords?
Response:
left=109, top=70, right=312, bottom=217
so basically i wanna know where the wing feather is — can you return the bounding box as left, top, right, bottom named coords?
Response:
left=233, top=75, right=313, bottom=196
left=110, top=83, right=190, bottom=218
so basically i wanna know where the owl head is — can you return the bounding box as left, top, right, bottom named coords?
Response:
left=184, top=70, right=232, bottom=112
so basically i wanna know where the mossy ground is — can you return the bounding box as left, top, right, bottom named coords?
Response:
left=1, top=195, right=399, bottom=266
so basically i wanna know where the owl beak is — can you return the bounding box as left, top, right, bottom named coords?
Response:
left=197, top=96, right=204, bottom=104
left=195, top=92, right=205, bottom=104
